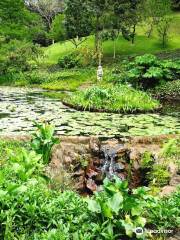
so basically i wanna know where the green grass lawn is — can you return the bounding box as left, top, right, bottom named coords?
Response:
left=43, top=13, right=180, bottom=65
left=1, top=13, right=179, bottom=92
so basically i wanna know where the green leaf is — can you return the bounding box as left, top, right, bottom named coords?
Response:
left=121, top=215, right=134, bottom=237
left=0, top=189, right=7, bottom=197
left=108, top=192, right=123, bottom=214
left=101, top=203, right=113, bottom=219
left=87, top=199, right=101, bottom=213
left=131, top=206, right=142, bottom=216
left=135, top=217, right=146, bottom=227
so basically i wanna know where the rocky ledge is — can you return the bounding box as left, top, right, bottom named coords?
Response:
left=47, top=134, right=180, bottom=194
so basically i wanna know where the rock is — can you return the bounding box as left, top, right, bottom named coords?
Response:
left=74, top=176, right=85, bottom=191
left=129, top=149, right=141, bottom=161
left=132, top=160, right=141, bottom=170
left=86, top=179, right=97, bottom=192
left=116, top=144, right=127, bottom=154
left=160, top=186, right=177, bottom=197
left=86, top=168, right=99, bottom=178
left=168, top=163, right=178, bottom=176
left=73, top=169, right=85, bottom=177
left=89, top=137, right=100, bottom=154
left=170, top=175, right=180, bottom=186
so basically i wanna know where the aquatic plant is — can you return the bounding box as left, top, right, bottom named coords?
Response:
left=66, top=85, right=160, bottom=113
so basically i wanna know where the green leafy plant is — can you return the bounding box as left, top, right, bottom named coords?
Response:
left=147, top=187, right=180, bottom=231
left=87, top=177, right=154, bottom=239
left=58, top=52, right=81, bottom=69
left=147, top=164, right=170, bottom=187
left=152, top=80, right=180, bottom=99
left=0, top=40, right=42, bottom=75
left=122, top=54, right=180, bottom=90
left=31, top=122, right=60, bottom=164
left=9, top=149, right=43, bottom=181
left=66, top=85, right=159, bottom=113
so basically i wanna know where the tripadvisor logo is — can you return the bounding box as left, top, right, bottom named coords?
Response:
left=134, top=227, right=174, bottom=236
left=134, top=227, right=144, bottom=236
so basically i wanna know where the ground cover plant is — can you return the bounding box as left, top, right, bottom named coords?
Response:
left=0, top=0, right=180, bottom=239
left=65, top=85, right=160, bottom=113
left=0, top=124, right=180, bottom=239
left=118, top=54, right=180, bottom=90
left=152, top=80, right=180, bottom=99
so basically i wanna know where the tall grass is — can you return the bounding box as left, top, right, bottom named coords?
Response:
left=66, top=85, right=160, bottom=113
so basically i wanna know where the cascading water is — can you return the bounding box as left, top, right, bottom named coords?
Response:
left=100, top=144, right=126, bottom=180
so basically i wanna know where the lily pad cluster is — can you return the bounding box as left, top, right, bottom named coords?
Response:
left=0, top=87, right=179, bottom=137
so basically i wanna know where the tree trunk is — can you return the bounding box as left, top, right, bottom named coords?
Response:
left=113, top=40, right=116, bottom=59
left=147, top=23, right=153, bottom=38
left=131, top=24, right=136, bottom=44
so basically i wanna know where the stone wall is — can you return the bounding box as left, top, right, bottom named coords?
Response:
left=48, top=134, right=179, bottom=193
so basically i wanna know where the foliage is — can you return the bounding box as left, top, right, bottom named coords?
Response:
left=152, top=80, right=180, bottom=98
left=147, top=187, right=180, bottom=231
left=87, top=177, right=154, bottom=239
left=0, top=175, right=89, bottom=239
left=141, top=139, right=180, bottom=187
left=49, top=13, right=66, bottom=42
left=64, top=0, right=93, bottom=48
left=171, top=0, right=180, bottom=10
left=58, top=52, right=81, bottom=69
left=0, top=135, right=180, bottom=239
left=0, top=0, right=44, bottom=41
left=157, top=16, right=173, bottom=48
left=31, top=122, right=60, bottom=164
left=147, top=165, right=171, bottom=187
left=0, top=40, right=42, bottom=76
left=0, top=140, right=28, bottom=166
left=122, top=54, right=180, bottom=89
left=33, top=31, right=53, bottom=46
left=160, top=139, right=180, bottom=158
left=67, top=85, right=159, bottom=113
left=25, top=71, right=48, bottom=85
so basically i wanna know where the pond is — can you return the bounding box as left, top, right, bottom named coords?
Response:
left=0, top=87, right=180, bottom=137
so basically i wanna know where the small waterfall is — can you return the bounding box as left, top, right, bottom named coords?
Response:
left=101, top=144, right=125, bottom=180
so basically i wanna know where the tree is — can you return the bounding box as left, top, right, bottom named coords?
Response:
left=89, top=0, right=111, bottom=64
left=0, top=0, right=24, bottom=22
left=25, top=0, right=64, bottom=31
left=49, top=13, right=66, bottom=42
left=142, top=0, right=159, bottom=38
left=113, top=0, right=144, bottom=44
left=157, top=16, right=172, bottom=47
left=0, top=0, right=43, bottom=41
left=143, top=0, right=172, bottom=42
left=156, top=0, right=172, bottom=47
left=128, top=0, right=143, bottom=44
left=64, top=0, right=93, bottom=48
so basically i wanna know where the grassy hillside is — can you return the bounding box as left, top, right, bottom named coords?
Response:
left=44, top=13, right=180, bottom=65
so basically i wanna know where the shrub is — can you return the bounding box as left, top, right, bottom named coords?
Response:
left=87, top=177, right=155, bottom=239
left=33, top=31, right=53, bottom=47
left=0, top=40, right=42, bottom=77
left=25, top=71, right=48, bottom=85
left=122, top=54, right=180, bottom=90
left=147, top=187, right=180, bottom=231
left=147, top=165, right=171, bottom=187
left=152, top=80, right=180, bottom=98
left=58, top=52, right=81, bottom=69
left=78, top=47, right=97, bottom=66
left=67, top=85, right=159, bottom=113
